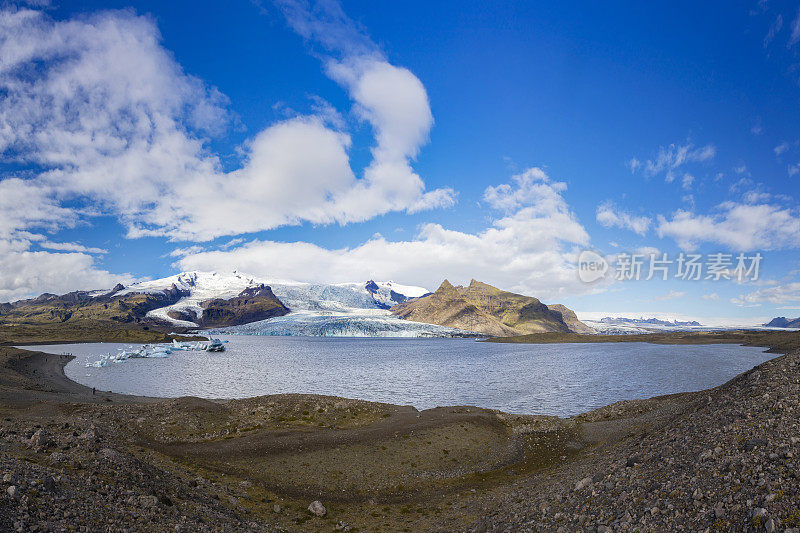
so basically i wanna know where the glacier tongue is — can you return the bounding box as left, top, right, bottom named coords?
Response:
left=212, top=279, right=456, bottom=337
left=209, top=310, right=480, bottom=338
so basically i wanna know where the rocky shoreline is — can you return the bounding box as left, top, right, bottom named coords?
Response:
left=1, top=329, right=798, bottom=532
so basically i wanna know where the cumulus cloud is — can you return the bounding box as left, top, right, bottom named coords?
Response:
left=596, top=201, right=651, bottom=236
left=483, top=168, right=567, bottom=212
left=0, top=179, right=76, bottom=239
left=0, top=237, right=133, bottom=301
left=657, top=202, right=800, bottom=251
left=0, top=177, right=124, bottom=299
left=0, top=4, right=453, bottom=242
left=176, top=168, right=598, bottom=300
left=732, top=282, right=800, bottom=307
left=0, top=2, right=459, bottom=298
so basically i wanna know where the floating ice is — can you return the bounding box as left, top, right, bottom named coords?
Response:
left=84, top=339, right=225, bottom=367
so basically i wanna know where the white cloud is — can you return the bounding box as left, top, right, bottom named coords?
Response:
left=167, top=245, right=205, bottom=258
left=775, top=142, right=790, bottom=155
left=653, top=289, right=685, bottom=301
left=0, top=178, right=76, bottom=239
left=636, top=246, right=661, bottom=256
left=657, top=202, right=800, bottom=251
left=790, top=7, right=800, bottom=47
left=732, top=282, right=800, bottom=307
left=702, top=293, right=720, bottom=301
left=0, top=177, right=121, bottom=299
left=483, top=168, right=566, bottom=212
left=681, top=173, right=695, bottom=190
left=176, top=168, right=599, bottom=300
left=0, top=237, right=133, bottom=301
left=764, top=14, right=783, bottom=47
left=38, top=241, right=107, bottom=254
left=789, top=163, right=800, bottom=177
left=742, top=189, right=772, bottom=204
left=0, top=5, right=453, bottom=242
left=632, top=142, right=715, bottom=183
left=596, top=201, right=651, bottom=236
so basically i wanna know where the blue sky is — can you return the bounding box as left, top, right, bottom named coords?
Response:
left=1, top=0, right=800, bottom=323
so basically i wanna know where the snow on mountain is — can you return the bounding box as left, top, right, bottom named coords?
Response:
left=112, top=271, right=263, bottom=327
left=101, top=271, right=431, bottom=331
left=265, top=280, right=427, bottom=313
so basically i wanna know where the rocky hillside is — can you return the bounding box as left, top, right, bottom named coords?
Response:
left=0, top=271, right=433, bottom=331
left=0, top=284, right=189, bottom=326
left=765, top=316, right=800, bottom=328
left=193, top=285, right=289, bottom=327
left=0, top=280, right=289, bottom=330
left=390, top=279, right=593, bottom=336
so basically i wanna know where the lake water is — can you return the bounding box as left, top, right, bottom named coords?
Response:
left=26, top=336, right=772, bottom=417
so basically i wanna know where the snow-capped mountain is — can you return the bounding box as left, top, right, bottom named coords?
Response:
left=112, top=271, right=265, bottom=326
left=266, top=279, right=428, bottom=313
left=97, top=271, right=436, bottom=334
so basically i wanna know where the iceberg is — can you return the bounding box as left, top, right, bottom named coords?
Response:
left=85, top=339, right=225, bottom=368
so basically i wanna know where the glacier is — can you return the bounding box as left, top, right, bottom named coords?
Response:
left=94, top=270, right=458, bottom=337
left=209, top=310, right=480, bottom=338
left=98, top=271, right=431, bottom=329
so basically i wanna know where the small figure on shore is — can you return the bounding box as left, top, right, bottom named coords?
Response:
left=92, top=387, right=96, bottom=396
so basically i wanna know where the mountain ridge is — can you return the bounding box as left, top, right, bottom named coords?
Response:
left=0, top=271, right=429, bottom=331
left=764, top=317, right=800, bottom=328
left=390, top=279, right=593, bottom=336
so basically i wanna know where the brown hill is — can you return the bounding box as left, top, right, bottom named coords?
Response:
left=0, top=285, right=189, bottom=326
left=390, top=279, right=593, bottom=336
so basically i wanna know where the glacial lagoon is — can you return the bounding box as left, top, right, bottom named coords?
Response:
left=27, top=336, right=772, bottom=417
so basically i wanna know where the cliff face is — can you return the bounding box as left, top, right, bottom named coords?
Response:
left=390, top=279, right=592, bottom=336
left=197, top=284, right=289, bottom=327
left=546, top=304, right=596, bottom=334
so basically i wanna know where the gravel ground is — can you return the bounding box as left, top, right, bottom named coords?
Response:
left=2, top=331, right=799, bottom=532
left=464, top=343, right=800, bottom=532
left=0, top=421, right=282, bottom=532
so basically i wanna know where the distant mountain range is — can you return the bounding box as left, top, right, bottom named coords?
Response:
left=390, top=279, right=593, bottom=336
left=0, top=271, right=590, bottom=337
left=763, top=317, right=800, bottom=328
left=599, top=317, right=702, bottom=327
